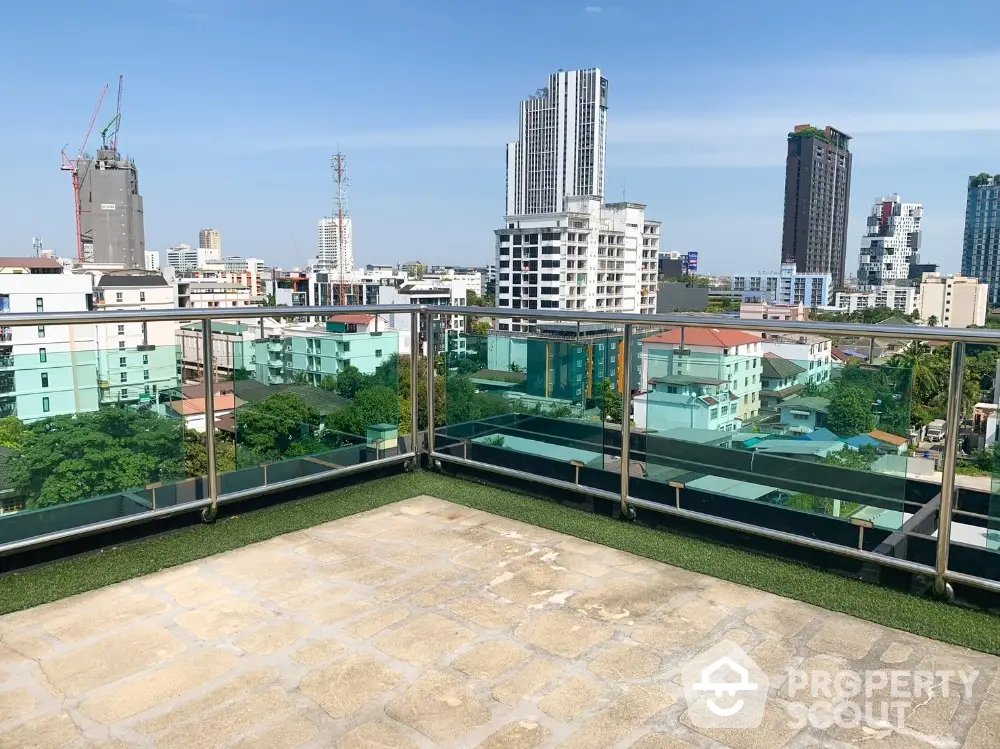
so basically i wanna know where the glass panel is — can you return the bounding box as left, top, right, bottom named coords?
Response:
left=0, top=320, right=185, bottom=543
left=230, top=314, right=401, bottom=492
left=633, top=323, right=915, bottom=554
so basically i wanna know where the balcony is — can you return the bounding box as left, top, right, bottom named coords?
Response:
left=0, top=304, right=999, bottom=748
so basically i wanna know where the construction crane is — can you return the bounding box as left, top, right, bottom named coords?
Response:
left=332, top=153, right=349, bottom=305
left=61, top=84, right=109, bottom=262
left=100, top=75, right=124, bottom=151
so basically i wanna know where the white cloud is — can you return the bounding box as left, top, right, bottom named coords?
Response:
left=584, top=5, right=603, bottom=13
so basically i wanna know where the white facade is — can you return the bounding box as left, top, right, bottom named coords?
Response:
left=761, top=335, right=834, bottom=386
left=858, top=195, right=922, bottom=288
left=144, top=251, right=160, bottom=271
left=317, top=217, right=354, bottom=273
left=506, top=69, right=608, bottom=215
left=918, top=273, right=988, bottom=328
left=199, top=229, right=221, bottom=253
left=423, top=269, right=484, bottom=297
left=176, top=278, right=261, bottom=311
left=731, top=263, right=831, bottom=307
left=835, top=287, right=919, bottom=315
left=495, top=197, right=658, bottom=333
left=166, top=244, right=210, bottom=272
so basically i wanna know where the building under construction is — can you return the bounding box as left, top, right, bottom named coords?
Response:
left=76, top=146, right=145, bottom=268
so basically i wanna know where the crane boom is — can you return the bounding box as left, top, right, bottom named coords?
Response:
left=61, top=84, right=110, bottom=262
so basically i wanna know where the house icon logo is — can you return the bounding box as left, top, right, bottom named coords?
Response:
left=682, top=641, right=769, bottom=729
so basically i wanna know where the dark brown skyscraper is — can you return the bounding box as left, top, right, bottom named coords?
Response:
left=780, top=124, right=852, bottom=288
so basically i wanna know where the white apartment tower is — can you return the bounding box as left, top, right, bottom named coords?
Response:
left=317, top=218, right=354, bottom=274
left=199, top=229, right=221, bottom=251
left=858, top=195, right=923, bottom=288
left=506, top=69, right=608, bottom=216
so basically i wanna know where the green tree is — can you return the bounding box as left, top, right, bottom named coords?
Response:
left=335, top=364, right=369, bottom=399
left=0, top=416, right=24, bottom=450
left=318, top=374, right=338, bottom=392
left=826, top=386, right=876, bottom=436
left=236, top=392, right=320, bottom=459
left=927, top=315, right=939, bottom=327
left=330, top=386, right=398, bottom=436
left=233, top=367, right=254, bottom=381
left=602, top=378, right=623, bottom=424
left=471, top=320, right=491, bottom=336
left=184, top=429, right=236, bottom=476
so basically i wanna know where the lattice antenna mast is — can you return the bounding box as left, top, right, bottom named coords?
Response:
left=332, top=153, right=349, bottom=305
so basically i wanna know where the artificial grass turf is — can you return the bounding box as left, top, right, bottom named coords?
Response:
left=1, top=470, right=999, bottom=655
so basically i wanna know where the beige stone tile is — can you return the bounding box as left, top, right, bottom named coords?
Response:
left=479, top=720, right=550, bottom=749
left=0, top=632, right=51, bottom=660
left=343, top=607, right=409, bottom=640
left=452, top=539, right=533, bottom=571
left=410, top=581, right=473, bottom=607
left=491, top=563, right=586, bottom=606
left=554, top=551, right=610, bottom=578
left=80, top=651, right=238, bottom=723
left=681, top=702, right=801, bottom=749
left=452, top=641, right=530, bottom=680
left=749, top=639, right=798, bottom=677
left=139, top=564, right=199, bottom=588
left=629, top=733, right=699, bottom=748
left=374, top=569, right=457, bottom=603
left=40, top=626, right=185, bottom=696
left=135, top=668, right=278, bottom=734
left=777, top=654, right=851, bottom=702
left=556, top=537, right=607, bottom=556
left=105, top=650, right=243, bottom=720
left=41, top=591, right=166, bottom=643
left=492, top=659, right=562, bottom=706
left=806, top=615, right=882, bottom=660
left=568, top=578, right=676, bottom=623
left=174, top=597, right=274, bottom=640
left=0, top=671, right=8, bottom=685
left=447, top=597, right=527, bottom=629
left=744, top=601, right=815, bottom=638
left=212, top=554, right=310, bottom=586
left=163, top=576, right=230, bottom=608
left=701, top=580, right=765, bottom=608
left=386, top=669, right=491, bottom=744
left=880, top=642, right=913, bottom=665
left=254, top=574, right=324, bottom=605
left=309, top=598, right=374, bottom=625
left=0, top=687, right=36, bottom=723
left=515, top=610, right=612, bottom=659
left=292, top=537, right=371, bottom=562
left=538, top=676, right=604, bottom=722
left=231, top=715, right=318, bottom=749
left=374, top=612, right=477, bottom=665
left=335, top=721, right=418, bottom=748
left=559, top=685, right=675, bottom=749
left=588, top=644, right=662, bottom=681
left=301, top=654, right=402, bottom=719
left=632, top=599, right=728, bottom=651
left=318, top=556, right=403, bottom=584
left=377, top=546, right=437, bottom=568
left=277, top=584, right=351, bottom=614
left=156, top=687, right=294, bottom=749
left=0, top=713, right=79, bottom=749
left=905, top=688, right=963, bottom=736
left=966, top=699, right=1000, bottom=749
left=234, top=621, right=310, bottom=655
left=291, top=638, right=347, bottom=665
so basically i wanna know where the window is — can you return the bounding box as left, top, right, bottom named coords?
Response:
left=40, top=373, right=48, bottom=388
left=375, top=349, right=382, bottom=357
left=115, top=292, right=123, bottom=302
left=342, top=342, right=350, bottom=352
left=143, top=370, right=150, bottom=381
left=144, top=385, right=150, bottom=394
left=37, top=326, right=45, bottom=339
left=120, top=373, right=127, bottom=383
left=38, top=348, right=46, bottom=363
left=142, top=354, right=148, bottom=364
left=35, top=298, right=43, bottom=313
left=140, top=291, right=146, bottom=302
left=42, top=397, right=50, bottom=413
left=120, top=357, right=127, bottom=367
left=120, top=388, right=128, bottom=399
left=117, top=325, right=125, bottom=336
left=119, top=341, right=126, bottom=350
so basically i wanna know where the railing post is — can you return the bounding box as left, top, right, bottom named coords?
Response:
left=410, top=310, right=421, bottom=457
left=935, top=340, right=965, bottom=598
left=620, top=323, right=634, bottom=519
left=201, top=319, right=220, bottom=522
left=424, top=309, right=436, bottom=456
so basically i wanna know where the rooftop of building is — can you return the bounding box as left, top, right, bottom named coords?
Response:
left=331, top=313, right=376, bottom=325
left=97, top=272, right=170, bottom=288
left=169, top=393, right=243, bottom=416
left=761, top=353, right=807, bottom=380
left=649, top=374, right=727, bottom=387
left=641, top=328, right=761, bottom=348
left=779, top=395, right=832, bottom=413
left=2, top=472, right=997, bottom=748
left=0, top=257, right=63, bottom=269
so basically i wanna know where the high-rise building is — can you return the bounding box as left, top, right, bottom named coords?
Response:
left=506, top=69, right=608, bottom=216
left=317, top=218, right=354, bottom=273
left=857, top=195, right=923, bottom=288
left=76, top=148, right=145, bottom=268
left=144, top=251, right=160, bottom=272
left=165, top=244, right=208, bottom=272
left=961, top=173, right=1000, bottom=305
left=199, top=229, right=221, bottom=251
left=780, top=125, right=853, bottom=288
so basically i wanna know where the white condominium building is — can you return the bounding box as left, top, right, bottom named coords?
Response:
left=731, top=263, right=831, bottom=307
left=317, top=217, right=354, bottom=274
left=858, top=195, right=923, bottom=288
left=918, top=273, right=988, bottom=328
left=495, top=197, right=659, bottom=333
left=835, top=286, right=919, bottom=315
left=506, top=69, right=608, bottom=216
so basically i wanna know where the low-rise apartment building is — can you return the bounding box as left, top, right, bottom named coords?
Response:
left=918, top=273, right=988, bottom=328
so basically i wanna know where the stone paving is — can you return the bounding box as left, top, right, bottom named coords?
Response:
left=1, top=494, right=999, bottom=748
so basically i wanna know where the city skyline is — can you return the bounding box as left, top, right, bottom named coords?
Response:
left=2, top=1, right=999, bottom=274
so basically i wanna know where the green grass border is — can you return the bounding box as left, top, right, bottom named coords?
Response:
left=1, top=471, right=998, bottom=654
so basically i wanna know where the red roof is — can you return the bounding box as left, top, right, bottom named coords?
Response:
left=641, top=328, right=761, bottom=348
left=0, top=257, right=62, bottom=269
left=332, top=314, right=375, bottom=324
left=869, top=429, right=907, bottom=446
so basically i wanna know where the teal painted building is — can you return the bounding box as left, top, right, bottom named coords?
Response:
left=2, top=348, right=100, bottom=422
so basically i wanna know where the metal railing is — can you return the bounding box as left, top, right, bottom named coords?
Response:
left=0, top=301, right=997, bottom=601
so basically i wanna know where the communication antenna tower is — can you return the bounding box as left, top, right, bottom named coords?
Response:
left=331, top=153, right=349, bottom=305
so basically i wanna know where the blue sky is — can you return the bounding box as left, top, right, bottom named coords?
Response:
left=2, top=0, right=999, bottom=275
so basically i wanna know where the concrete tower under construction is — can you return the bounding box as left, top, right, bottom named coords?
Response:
left=77, top=147, right=146, bottom=268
